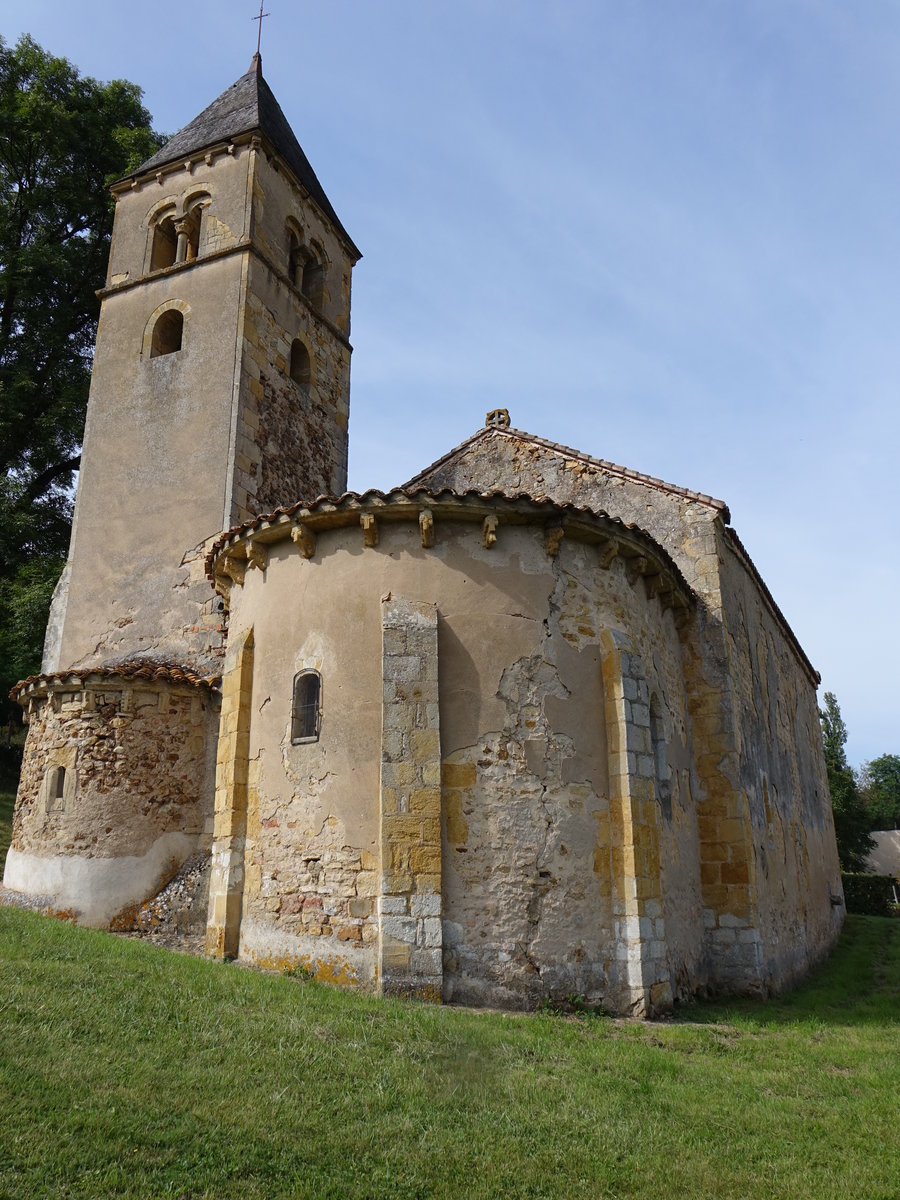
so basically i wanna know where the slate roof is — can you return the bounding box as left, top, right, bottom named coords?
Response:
left=131, top=55, right=359, bottom=257
left=404, top=424, right=731, bottom=520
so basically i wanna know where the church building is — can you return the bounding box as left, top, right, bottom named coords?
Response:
left=3, top=58, right=844, bottom=1015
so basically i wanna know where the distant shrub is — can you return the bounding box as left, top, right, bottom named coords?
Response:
left=841, top=873, right=896, bottom=917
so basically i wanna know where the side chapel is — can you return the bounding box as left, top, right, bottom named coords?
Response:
left=3, top=57, right=844, bottom=1015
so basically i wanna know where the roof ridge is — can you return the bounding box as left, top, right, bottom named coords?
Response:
left=404, top=424, right=730, bottom=519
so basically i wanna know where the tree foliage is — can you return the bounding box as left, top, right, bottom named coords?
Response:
left=818, top=691, right=875, bottom=872
left=0, top=36, right=161, bottom=719
left=860, top=754, right=900, bottom=832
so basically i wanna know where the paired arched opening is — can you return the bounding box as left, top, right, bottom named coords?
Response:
left=285, top=226, right=326, bottom=310
left=150, top=309, right=184, bottom=357
left=149, top=194, right=209, bottom=273
left=150, top=214, right=178, bottom=271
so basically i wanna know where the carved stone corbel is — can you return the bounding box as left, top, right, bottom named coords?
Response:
left=598, top=539, right=619, bottom=569
left=221, top=554, right=246, bottom=587
left=246, top=542, right=267, bottom=573
left=625, top=555, right=647, bottom=586
left=674, top=607, right=691, bottom=631
left=482, top=515, right=499, bottom=549
left=291, top=524, right=316, bottom=559
left=419, top=509, right=435, bottom=549
left=545, top=526, right=565, bottom=557
left=644, top=571, right=662, bottom=599
left=214, top=574, right=233, bottom=606
left=361, top=513, right=379, bottom=547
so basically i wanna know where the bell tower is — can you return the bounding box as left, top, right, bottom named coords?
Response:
left=4, top=58, right=360, bottom=927
left=44, top=54, right=361, bottom=674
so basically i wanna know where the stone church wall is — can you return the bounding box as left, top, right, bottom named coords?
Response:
left=225, top=143, right=357, bottom=521
left=5, top=676, right=218, bottom=927
left=208, top=507, right=700, bottom=1013
left=715, top=528, right=843, bottom=989
left=411, top=428, right=724, bottom=600
left=52, top=155, right=250, bottom=673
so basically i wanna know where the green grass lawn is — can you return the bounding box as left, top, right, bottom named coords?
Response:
left=0, top=789, right=14, bottom=869
left=0, top=907, right=897, bottom=1200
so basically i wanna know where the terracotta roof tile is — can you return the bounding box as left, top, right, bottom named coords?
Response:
left=11, top=660, right=221, bottom=703
left=204, top=485, right=695, bottom=605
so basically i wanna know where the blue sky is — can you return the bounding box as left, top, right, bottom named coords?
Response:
left=3, top=1, right=897, bottom=766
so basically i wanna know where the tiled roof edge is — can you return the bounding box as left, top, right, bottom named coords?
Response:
left=204, top=484, right=696, bottom=606
left=11, top=660, right=222, bottom=703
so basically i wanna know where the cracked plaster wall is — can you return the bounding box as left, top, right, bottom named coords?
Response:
left=420, top=431, right=841, bottom=998
left=224, top=519, right=699, bottom=1011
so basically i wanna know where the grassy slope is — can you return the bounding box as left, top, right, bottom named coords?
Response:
left=0, top=789, right=14, bottom=869
left=0, top=908, right=897, bottom=1200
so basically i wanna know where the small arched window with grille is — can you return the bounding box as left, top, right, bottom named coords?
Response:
left=291, top=670, right=322, bottom=743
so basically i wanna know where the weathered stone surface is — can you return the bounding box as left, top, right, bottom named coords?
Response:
left=4, top=677, right=217, bottom=927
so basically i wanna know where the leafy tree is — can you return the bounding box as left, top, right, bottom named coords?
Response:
left=818, top=691, right=874, bottom=872
left=0, top=35, right=161, bottom=721
left=860, top=754, right=900, bottom=831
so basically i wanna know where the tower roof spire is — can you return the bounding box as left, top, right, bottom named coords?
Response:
left=251, top=3, right=270, bottom=58
left=129, top=61, right=359, bottom=258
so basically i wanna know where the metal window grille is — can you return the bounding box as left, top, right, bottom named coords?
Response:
left=291, top=671, right=321, bottom=743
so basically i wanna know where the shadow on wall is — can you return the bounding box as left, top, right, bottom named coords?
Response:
left=681, top=914, right=899, bottom=1029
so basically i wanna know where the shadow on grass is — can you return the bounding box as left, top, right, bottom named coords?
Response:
left=680, top=914, right=899, bottom=1029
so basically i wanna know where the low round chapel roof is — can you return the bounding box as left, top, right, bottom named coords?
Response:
left=11, top=659, right=221, bottom=703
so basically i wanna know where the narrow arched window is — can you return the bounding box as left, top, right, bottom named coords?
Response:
left=292, top=671, right=321, bottom=743
left=288, top=230, right=304, bottom=288
left=183, top=195, right=209, bottom=262
left=46, top=764, right=66, bottom=813
left=150, top=310, right=184, bottom=357
left=150, top=215, right=178, bottom=271
left=290, top=338, right=311, bottom=388
left=301, top=249, right=325, bottom=310
left=185, top=210, right=201, bottom=262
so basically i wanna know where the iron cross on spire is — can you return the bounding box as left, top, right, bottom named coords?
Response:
left=252, top=2, right=270, bottom=55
